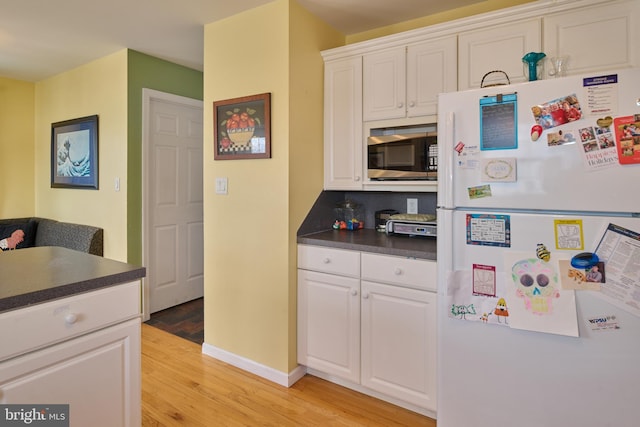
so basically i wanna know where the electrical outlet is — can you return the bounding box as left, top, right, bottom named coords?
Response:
left=407, top=198, right=418, bottom=214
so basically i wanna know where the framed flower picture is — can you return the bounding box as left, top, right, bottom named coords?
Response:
left=213, top=93, right=271, bottom=160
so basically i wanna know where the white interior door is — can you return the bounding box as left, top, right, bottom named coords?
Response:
left=143, top=89, right=203, bottom=316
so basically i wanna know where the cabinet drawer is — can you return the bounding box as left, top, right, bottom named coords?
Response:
left=298, top=245, right=360, bottom=277
left=361, top=253, right=436, bottom=291
left=0, top=281, right=141, bottom=362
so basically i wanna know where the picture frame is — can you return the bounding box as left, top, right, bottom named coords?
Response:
left=213, top=93, right=271, bottom=160
left=51, top=115, right=99, bottom=189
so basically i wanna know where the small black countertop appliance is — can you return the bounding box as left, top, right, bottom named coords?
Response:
left=375, top=209, right=399, bottom=232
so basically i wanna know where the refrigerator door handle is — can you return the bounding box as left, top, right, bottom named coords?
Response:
left=438, top=111, right=455, bottom=209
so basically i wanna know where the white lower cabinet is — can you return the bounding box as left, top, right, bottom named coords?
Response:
left=361, top=281, right=436, bottom=410
left=297, top=269, right=360, bottom=383
left=297, top=244, right=437, bottom=414
left=0, top=281, right=141, bottom=427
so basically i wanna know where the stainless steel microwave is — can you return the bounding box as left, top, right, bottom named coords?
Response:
left=367, top=132, right=437, bottom=180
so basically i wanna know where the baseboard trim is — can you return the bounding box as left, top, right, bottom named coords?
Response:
left=306, top=368, right=437, bottom=419
left=201, top=342, right=307, bottom=387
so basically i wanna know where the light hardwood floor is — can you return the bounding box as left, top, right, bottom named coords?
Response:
left=142, top=324, right=437, bottom=426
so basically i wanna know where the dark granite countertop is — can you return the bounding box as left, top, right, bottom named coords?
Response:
left=0, top=246, right=146, bottom=314
left=297, top=229, right=437, bottom=260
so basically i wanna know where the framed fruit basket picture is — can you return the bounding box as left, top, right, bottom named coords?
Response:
left=213, top=92, right=271, bottom=160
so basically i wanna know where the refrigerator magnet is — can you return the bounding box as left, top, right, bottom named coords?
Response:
left=546, top=128, right=577, bottom=146
left=531, top=124, right=543, bottom=141
left=579, top=124, right=619, bottom=171
left=586, top=315, right=620, bottom=331
left=613, top=115, right=640, bottom=164
left=570, top=252, right=599, bottom=269
left=466, top=213, right=511, bottom=247
left=536, top=243, right=551, bottom=261
left=481, top=158, right=517, bottom=182
left=467, top=184, right=492, bottom=199
left=558, top=260, right=602, bottom=292
left=531, top=93, right=583, bottom=130
left=473, top=264, right=497, bottom=297
left=554, top=219, right=584, bottom=250
left=479, top=93, right=518, bottom=150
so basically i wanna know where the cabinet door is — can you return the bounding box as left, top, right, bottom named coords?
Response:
left=407, top=37, right=457, bottom=118
left=324, top=57, right=364, bottom=190
left=458, top=18, right=541, bottom=90
left=361, top=281, right=436, bottom=411
left=544, top=0, right=640, bottom=76
left=0, top=318, right=141, bottom=427
left=298, top=269, right=360, bottom=382
left=363, top=47, right=406, bottom=121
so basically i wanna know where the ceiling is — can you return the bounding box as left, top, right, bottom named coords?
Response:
left=0, top=0, right=482, bottom=82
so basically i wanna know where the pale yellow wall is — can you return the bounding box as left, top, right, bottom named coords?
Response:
left=288, top=1, right=344, bottom=368
left=0, top=78, right=35, bottom=218
left=204, top=0, right=291, bottom=372
left=203, top=0, right=342, bottom=373
left=34, top=50, right=128, bottom=261
left=346, top=0, right=535, bottom=44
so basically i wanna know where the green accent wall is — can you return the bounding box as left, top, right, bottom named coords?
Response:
left=126, top=50, right=203, bottom=264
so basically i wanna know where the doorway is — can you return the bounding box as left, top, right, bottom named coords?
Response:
left=142, top=89, right=204, bottom=320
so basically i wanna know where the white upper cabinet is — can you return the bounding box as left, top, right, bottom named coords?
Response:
left=407, top=37, right=458, bottom=118
left=543, top=0, right=640, bottom=76
left=458, top=18, right=542, bottom=90
left=322, top=0, right=638, bottom=191
left=363, top=36, right=457, bottom=121
left=363, top=47, right=406, bottom=121
left=323, top=56, right=363, bottom=190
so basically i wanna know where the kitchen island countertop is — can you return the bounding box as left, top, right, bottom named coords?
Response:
left=0, top=246, right=146, bottom=314
left=297, top=229, right=436, bottom=260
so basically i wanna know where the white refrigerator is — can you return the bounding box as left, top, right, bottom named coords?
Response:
left=436, top=68, right=640, bottom=427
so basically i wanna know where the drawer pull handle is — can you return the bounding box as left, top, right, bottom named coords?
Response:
left=65, top=313, right=78, bottom=325
left=394, top=268, right=403, bottom=275
left=323, top=257, right=331, bottom=264
left=351, top=289, right=358, bottom=296
left=362, top=293, right=369, bottom=299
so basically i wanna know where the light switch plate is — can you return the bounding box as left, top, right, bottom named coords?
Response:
left=215, top=177, right=228, bottom=195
